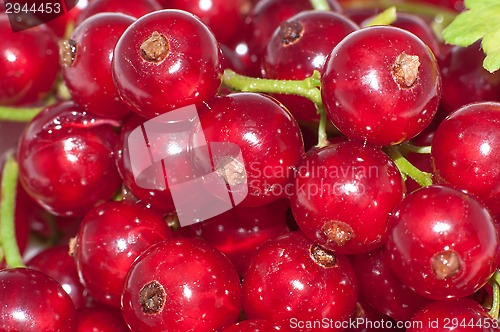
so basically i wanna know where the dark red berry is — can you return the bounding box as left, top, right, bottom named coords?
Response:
left=432, top=102, right=500, bottom=215
left=61, top=13, right=136, bottom=120
left=74, top=201, right=173, bottom=307
left=76, top=307, right=129, bottom=332
left=386, top=185, right=499, bottom=300
left=112, top=9, right=223, bottom=119
left=77, top=0, right=161, bottom=25
left=243, top=232, right=358, bottom=330
left=0, top=14, right=59, bottom=106
left=17, top=101, right=121, bottom=217
left=321, top=26, right=442, bottom=145
left=121, top=238, right=242, bottom=331
left=291, top=141, right=404, bottom=254
left=0, top=268, right=77, bottom=331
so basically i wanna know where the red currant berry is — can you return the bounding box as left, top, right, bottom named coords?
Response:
left=407, top=298, right=495, bottom=332
left=261, top=10, right=359, bottom=122
left=243, top=232, right=358, bottom=330
left=291, top=141, right=404, bottom=254
left=121, top=238, right=242, bottom=331
left=61, top=13, right=135, bottom=120
left=321, top=26, right=442, bottom=145
left=0, top=14, right=59, bottom=106
left=77, top=0, right=161, bottom=24
left=351, top=247, right=431, bottom=321
left=76, top=307, right=129, bottom=332
left=223, top=319, right=291, bottom=332
left=113, top=9, right=223, bottom=119
left=196, top=93, right=305, bottom=207
left=17, top=101, right=121, bottom=217
left=386, top=185, right=500, bottom=300
left=74, top=201, right=173, bottom=307
left=432, top=102, right=500, bottom=215
left=0, top=268, right=77, bottom=331
left=27, top=245, right=87, bottom=309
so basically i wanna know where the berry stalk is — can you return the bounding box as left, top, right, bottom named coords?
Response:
left=309, top=0, right=330, bottom=11
left=0, top=106, right=42, bottom=122
left=362, top=7, right=397, bottom=27
left=489, top=271, right=500, bottom=319
left=0, top=153, right=24, bottom=268
left=399, top=142, right=432, bottom=154
left=383, top=145, right=433, bottom=187
left=222, top=69, right=322, bottom=105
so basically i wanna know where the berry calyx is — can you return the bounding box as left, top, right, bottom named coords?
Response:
left=140, top=31, right=169, bottom=63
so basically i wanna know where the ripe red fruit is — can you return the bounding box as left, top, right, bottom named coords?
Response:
left=61, top=13, right=135, bottom=119
left=76, top=0, right=161, bottom=24
left=17, top=101, right=122, bottom=217
left=243, top=232, right=358, bottom=330
left=432, top=102, right=500, bottom=215
left=121, top=238, right=242, bottom=331
left=386, top=185, right=499, bottom=300
left=0, top=14, right=59, bottom=106
left=0, top=268, right=77, bottom=331
left=321, top=26, right=441, bottom=145
left=113, top=9, right=223, bottom=119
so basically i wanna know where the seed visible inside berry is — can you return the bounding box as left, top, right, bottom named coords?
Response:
left=140, top=281, right=166, bottom=314
left=140, top=31, right=169, bottom=63
left=431, top=250, right=462, bottom=280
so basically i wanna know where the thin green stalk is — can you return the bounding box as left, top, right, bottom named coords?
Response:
left=489, top=271, right=500, bottom=319
left=222, top=69, right=322, bottom=105
left=384, top=145, right=433, bottom=187
left=0, top=106, right=42, bottom=122
left=309, top=0, right=330, bottom=11
left=399, top=142, right=432, bottom=154
left=363, top=6, right=397, bottom=27
left=0, top=153, right=25, bottom=268
left=341, top=0, right=457, bottom=25
left=316, top=104, right=328, bottom=148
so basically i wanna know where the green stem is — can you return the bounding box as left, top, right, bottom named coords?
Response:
left=0, top=106, right=42, bottom=122
left=489, top=271, right=500, bottom=319
left=316, top=104, right=328, bottom=148
left=0, top=153, right=25, bottom=268
left=309, top=0, right=330, bottom=11
left=341, top=0, right=456, bottom=26
left=363, top=6, right=397, bottom=27
left=399, top=142, right=432, bottom=154
left=222, top=69, right=322, bottom=105
left=383, top=145, right=433, bottom=187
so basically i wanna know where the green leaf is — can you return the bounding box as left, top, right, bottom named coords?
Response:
left=442, top=0, right=500, bottom=73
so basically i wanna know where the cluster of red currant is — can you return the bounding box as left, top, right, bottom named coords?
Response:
left=0, top=0, right=499, bottom=331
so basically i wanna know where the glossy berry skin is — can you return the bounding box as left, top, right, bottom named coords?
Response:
left=17, top=101, right=121, bottom=217
left=386, top=185, right=499, bottom=300
left=439, top=42, right=500, bottom=118
left=0, top=268, right=77, bottom=331
left=290, top=141, right=404, bottom=254
left=27, top=245, right=87, bottom=309
left=62, top=13, right=135, bottom=120
left=432, top=104, right=500, bottom=215
left=242, top=232, right=358, bottom=331
left=196, top=93, right=305, bottom=207
left=76, top=307, right=129, bottom=332
left=121, top=238, right=242, bottom=331
left=74, top=201, right=172, bottom=307
left=351, top=247, right=431, bottom=321
left=321, top=26, right=441, bottom=146
left=261, top=11, right=358, bottom=122
left=0, top=14, right=59, bottom=106
left=77, top=0, right=161, bottom=24
left=160, top=0, right=249, bottom=45
left=113, top=9, right=223, bottom=119
left=407, top=298, right=496, bottom=332
left=223, top=319, right=291, bottom=332
left=186, top=198, right=291, bottom=276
